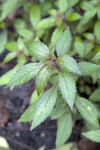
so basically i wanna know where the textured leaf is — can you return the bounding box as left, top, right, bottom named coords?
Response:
left=93, top=50, right=100, bottom=60
left=67, top=12, right=81, bottom=21
left=75, top=96, right=99, bottom=127
left=56, top=28, right=72, bottom=56
left=78, top=62, right=100, bottom=76
left=35, top=66, right=51, bottom=95
left=0, top=30, right=8, bottom=54
left=8, top=62, right=44, bottom=87
left=57, top=55, right=81, bottom=75
left=25, top=41, right=50, bottom=58
left=59, top=72, right=76, bottom=109
left=82, top=130, right=100, bottom=143
left=56, top=113, right=72, bottom=147
left=94, top=20, right=100, bottom=41
left=31, top=85, right=57, bottom=130
left=30, top=5, right=41, bottom=27
left=18, top=102, right=37, bottom=122
left=89, top=88, right=100, bottom=102
left=74, top=36, right=85, bottom=57
left=58, top=0, right=68, bottom=13
left=3, top=52, right=17, bottom=63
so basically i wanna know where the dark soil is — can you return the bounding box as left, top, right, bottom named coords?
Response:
left=0, top=51, right=100, bottom=150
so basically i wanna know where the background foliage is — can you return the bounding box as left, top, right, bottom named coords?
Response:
left=0, top=0, right=100, bottom=150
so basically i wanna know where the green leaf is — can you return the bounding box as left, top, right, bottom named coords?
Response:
left=59, top=72, right=76, bottom=109
left=5, top=42, right=18, bottom=52
left=50, top=26, right=63, bottom=48
left=25, top=41, right=50, bottom=58
left=94, top=20, right=100, bottom=41
left=3, top=52, right=17, bottom=63
left=30, top=5, right=41, bottom=27
left=82, top=130, right=100, bottom=143
left=17, top=37, right=25, bottom=51
left=83, top=33, right=94, bottom=41
left=68, top=0, right=79, bottom=7
left=74, top=36, right=85, bottom=57
left=97, top=7, right=100, bottom=19
left=57, top=55, right=81, bottom=75
left=56, top=113, right=72, bottom=147
left=35, top=17, right=55, bottom=30
left=0, top=30, right=8, bottom=54
left=89, top=88, right=100, bottom=102
left=77, top=8, right=97, bottom=32
left=30, top=90, right=39, bottom=105
left=67, top=12, right=81, bottom=21
left=56, top=28, right=72, bottom=56
left=16, top=28, right=33, bottom=39
left=78, top=62, right=100, bottom=76
left=51, top=106, right=67, bottom=119
left=84, top=42, right=94, bottom=55
left=31, top=85, right=57, bottom=130
left=58, top=0, right=68, bottom=13
left=35, top=66, right=51, bottom=95
left=53, top=143, right=74, bottom=150
left=8, top=62, right=44, bottom=87
left=38, top=146, right=45, bottom=150
left=79, top=1, right=94, bottom=11
left=18, top=102, right=37, bottom=122
left=13, top=19, right=26, bottom=29
left=75, top=96, right=99, bottom=127
left=0, top=64, right=21, bottom=86
left=93, top=50, right=100, bottom=60
left=17, top=55, right=26, bottom=65
left=0, top=0, right=25, bottom=21
left=0, top=70, right=12, bottom=86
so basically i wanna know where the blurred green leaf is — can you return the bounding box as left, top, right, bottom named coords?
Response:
left=0, top=30, right=8, bottom=54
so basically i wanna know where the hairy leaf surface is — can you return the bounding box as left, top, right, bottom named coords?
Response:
left=56, top=28, right=72, bottom=56
left=25, top=41, right=50, bottom=58
left=35, top=66, right=51, bottom=95
left=76, top=96, right=99, bottom=127
left=57, top=55, right=81, bottom=75
left=8, top=62, right=44, bottom=87
left=31, top=85, right=57, bottom=130
left=59, top=72, right=76, bottom=109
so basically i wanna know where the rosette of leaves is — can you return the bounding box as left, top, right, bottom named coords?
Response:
left=6, top=28, right=100, bottom=148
